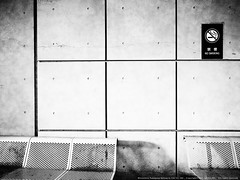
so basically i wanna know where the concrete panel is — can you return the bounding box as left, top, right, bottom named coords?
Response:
left=108, top=132, right=175, bottom=176
left=38, top=62, right=105, bottom=130
left=178, top=0, right=240, bottom=59
left=108, top=0, right=175, bottom=60
left=38, top=131, right=105, bottom=138
left=178, top=61, right=240, bottom=130
left=38, top=0, right=104, bottom=60
left=108, top=62, right=175, bottom=129
left=0, top=0, right=34, bottom=136
left=177, top=132, right=240, bottom=176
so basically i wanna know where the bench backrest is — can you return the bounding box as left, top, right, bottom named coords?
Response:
left=0, top=137, right=117, bottom=172
left=0, top=137, right=30, bottom=167
left=184, top=136, right=240, bottom=169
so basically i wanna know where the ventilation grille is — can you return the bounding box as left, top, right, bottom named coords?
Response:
left=234, top=142, right=240, bottom=167
left=26, top=142, right=70, bottom=170
left=0, top=141, right=27, bottom=167
left=71, top=143, right=115, bottom=171
left=60, top=171, right=113, bottom=180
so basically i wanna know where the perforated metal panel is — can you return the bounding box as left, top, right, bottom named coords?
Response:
left=0, top=137, right=30, bottom=167
left=185, top=137, right=237, bottom=170
left=199, top=142, right=234, bottom=169
left=234, top=142, right=240, bottom=168
left=60, top=171, right=114, bottom=180
left=25, top=138, right=71, bottom=170
left=70, top=139, right=117, bottom=172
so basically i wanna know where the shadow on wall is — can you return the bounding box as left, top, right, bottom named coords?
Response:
left=115, top=140, right=175, bottom=177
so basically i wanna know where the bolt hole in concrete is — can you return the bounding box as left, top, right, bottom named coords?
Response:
left=24, top=111, right=26, bottom=114
left=122, top=7, right=124, bottom=10
left=87, top=7, right=89, bottom=10
left=193, top=6, right=195, bottom=9
left=52, top=8, right=54, bottom=10
left=122, top=42, right=124, bottom=45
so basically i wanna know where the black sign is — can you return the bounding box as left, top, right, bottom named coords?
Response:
left=202, top=23, right=223, bottom=59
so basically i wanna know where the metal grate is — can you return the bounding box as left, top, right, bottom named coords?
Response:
left=197, top=142, right=235, bottom=169
left=25, top=138, right=71, bottom=170
left=185, top=137, right=237, bottom=170
left=71, top=143, right=115, bottom=171
left=234, top=142, right=240, bottom=168
left=0, top=141, right=27, bottom=167
left=60, top=171, right=114, bottom=180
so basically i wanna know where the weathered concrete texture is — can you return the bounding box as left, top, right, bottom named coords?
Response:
left=0, top=0, right=34, bottom=136
left=108, top=62, right=175, bottom=129
left=178, top=61, right=240, bottom=130
left=108, top=0, right=175, bottom=60
left=178, top=0, right=240, bottom=59
left=38, top=0, right=104, bottom=60
left=108, top=132, right=176, bottom=177
left=177, top=132, right=240, bottom=176
left=38, top=62, right=105, bottom=130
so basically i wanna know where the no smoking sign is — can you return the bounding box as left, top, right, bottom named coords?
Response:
left=202, top=24, right=223, bottom=59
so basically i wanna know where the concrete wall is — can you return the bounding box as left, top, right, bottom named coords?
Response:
left=1, top=0, right=240, bottom=178
left=0, top=0, right=34, bottom=136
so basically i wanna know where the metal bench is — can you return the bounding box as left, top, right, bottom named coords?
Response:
left=184, top=136, right=240, bottom=180
left=0, top=137, right=117, bottom=180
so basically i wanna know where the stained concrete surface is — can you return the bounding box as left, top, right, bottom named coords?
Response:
left=108, top=132, right=176, bottom=177
left=0, top=0, right=34, bottom=136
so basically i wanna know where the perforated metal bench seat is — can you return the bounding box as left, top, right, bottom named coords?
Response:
left=0, top=137, right=117, bottom=180
left=184, top=136, right=240, bottom=180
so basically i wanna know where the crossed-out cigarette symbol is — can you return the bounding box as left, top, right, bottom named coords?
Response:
left=205, top=28, right=220, bottom=43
